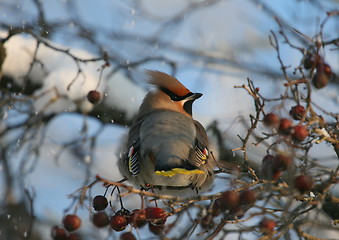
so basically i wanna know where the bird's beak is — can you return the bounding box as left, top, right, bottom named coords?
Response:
left=187, top=92, right=203, bottom=101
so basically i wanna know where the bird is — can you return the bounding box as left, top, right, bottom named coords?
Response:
left=118, top=70, right=216, bottom=195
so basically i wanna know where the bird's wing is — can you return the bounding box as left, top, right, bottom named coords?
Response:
left=188, top=120, right=210, bottom=168
left=126, top=119, right=143, bottom=176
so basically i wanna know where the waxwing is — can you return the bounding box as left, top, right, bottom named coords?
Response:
left=118, top=70, right=216, bottom=195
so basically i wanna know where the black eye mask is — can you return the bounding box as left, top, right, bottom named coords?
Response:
left=160, top=87, right=193, bottom=101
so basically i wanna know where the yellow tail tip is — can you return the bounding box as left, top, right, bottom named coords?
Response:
left=155, top=168, right=205, bottom=177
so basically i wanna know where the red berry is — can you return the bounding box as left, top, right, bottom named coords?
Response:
left=66, top=233, right=81, bottom=240
left=129, top=209, right=147, bottom=228
left=294, top=175, right=313, bottom=193
left=263, top=113, right=280, bottom=128
left=289, top=105, right=305, bottom=120
left=92, top=212, right=109, bottom=228
left=279, top=118, right=293, bottom=135
left=87, top=90, right=101, bottom=104
left=217, top=190, right=240, bottom=211
left=312, top=71, right=329, bottom=89
left=93, top=195, right=108, bottom=211
left=63, top=215, right=81, bottom=232
left=145, top=207, right=167, bottom=225
left=274, top=154, right=293, bottom=171
left=261, top=155, right=282, bottom=180
left=317, top=62, right=332, bottom=76
left=110, top=214, right=128, bottom=232
left=239, top=190, right=257, bottom=206
left=291, top=125, right=309, bottom=142
left=120, top=232, right=137, bottom=240
left=148, top=223, right=165, bottom=235
left=260, top=218, right=276, bottom=234
left=51, top=226, right=67, bottom=240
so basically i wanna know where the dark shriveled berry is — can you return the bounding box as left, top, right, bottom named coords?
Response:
left=93, top=195, right=108, bottom=211
left=303, top=53, right=321, bottom=70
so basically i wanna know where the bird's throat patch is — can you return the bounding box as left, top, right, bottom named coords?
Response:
left=155, top=168, right=205, bottom=177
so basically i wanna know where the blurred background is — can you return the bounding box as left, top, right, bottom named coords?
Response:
left=0, top=0, right=338, bottom=239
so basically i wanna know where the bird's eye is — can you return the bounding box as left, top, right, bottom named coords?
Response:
left=170, top=95, right=179, bottom=101
left=161, top=87, right=180, bottom=101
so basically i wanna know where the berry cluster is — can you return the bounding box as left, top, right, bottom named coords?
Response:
left=51, top=215, right=81, bottom=240
left=52, top=194, right=170, bottom=239
left=108, top=207, right=167, bottom=237
left=213, top=189, right=256, bottom=215
left=303, top=53, right=335, bottom=89
left=263, top=109, right=309, bottom=142
left=52, top=195, right=173, bottom=240
left=261, top=109, right=315, bottom=190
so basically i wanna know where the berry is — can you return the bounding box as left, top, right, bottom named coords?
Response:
left=63, top=214, right=81, bottom=232
left=120, top=232, right=137, bottom=240
left=279, top=118, right=292, bottom=135
left=274, top=154, right=293, bottom=171
left=145, top=207, right=167, bottom=225
left=217, top=190, right=240, bottom=211
left=303, top=53, right=320, bottom=70
left=239, top=189, right=257, bottom=206
left=289, top=105, right=305, bottom=120
left=66, top=233, right=81, bottom=240
left=87, top=90, right=101, bottom=104
left=263, top=113, right=280, bottom=128
left=291, top=125, right=309, bottom=142
left=129, top=209, right=147, bottom=228
left=93, top=195, right=108, bottom=211
left=148, top=223, right=165, bottom=235
left=110, top=214, right=128, bottom=232
left=92, top=212, right=109, bottom=228
left=51, top=226, right=67, bottom=240
left=317, top=62, right=332, bottom=76
left=261, top=155, right=282, bottom=180
left=312, top=71, right=329, bottom=89
left=294, top=175, right=313, bottom=193
left=260, top=218, right=276, bottom=234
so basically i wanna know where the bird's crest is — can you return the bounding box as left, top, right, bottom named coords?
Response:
left=146, top=70, right=191, bottom=97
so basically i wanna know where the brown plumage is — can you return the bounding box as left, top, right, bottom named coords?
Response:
left=146, top=70, right=191, bottom=97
